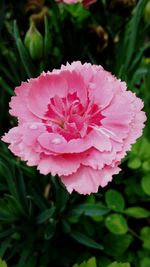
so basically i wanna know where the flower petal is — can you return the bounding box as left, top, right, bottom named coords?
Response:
left=9, top=82, right=39, bottom=123
left=27, top=73, right=68, bottom=118
left=81, top=147, right=117, bottom=170
left=61, top=165, right=120, bottom=194
left=2, top=127, right=40, bottom=166
left=38, top=154, right=81, bottom=176
left=38, top=129, right=111, bottom=154
left=59, top=70, right=88, bottom=106
left=88, top=70, right=115, bottom=108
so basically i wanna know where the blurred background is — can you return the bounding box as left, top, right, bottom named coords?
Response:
left=0, top=0, right=150, bottom=267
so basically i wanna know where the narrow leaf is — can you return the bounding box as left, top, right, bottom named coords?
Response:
left=13, top=21, right=36, bottom=78
left=70, top=230, right=104, bottom=250
left=36, top=207, right=55, bottom=224
left=68, top=203, right=110, bottom=217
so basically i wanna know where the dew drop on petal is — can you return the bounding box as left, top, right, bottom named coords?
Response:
left=51, top=138, right=62, bottom=144
left=29, top=124, right=38, bottom=130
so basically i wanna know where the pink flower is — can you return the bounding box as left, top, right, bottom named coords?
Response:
left=56, top=0, right=97, bottom=7
left=82, top=0, right=97, bottom=7
left=2, top=62, right=146, bottom=194
left=56, top=0, right=79, bottom=4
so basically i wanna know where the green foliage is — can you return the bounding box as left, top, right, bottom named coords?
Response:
left=140, top=227, right=150, bottom=250
left=115, top=0, right=148, bottom=79
left=13, top=21, right=37, bottom=78
left=107, top=263, right=130, bottom=267
left=144, top=1, right=150, bottom=23
left=0, top=259, right=7, bottom=267
left=140, top=257, right=150, bottom=267
left=105, top=214, right=128, bottom=235
left=0, top=1, right=150, bottom=267
left=64, top=3, right=90, bottom=24
left=103, top=233, right=133, bottom=258
left=70, top=230, right=104, bottom=250
left=141, top=174, right=150, bottom=195
left=68, top=203, right=110, bottom=217
left=73, top=257, right=97, bottom=267
left=124, top=207, right=150, bottom=218
left=73, top=258, right=131, bottom=267
left=127, top=157, right=142, bottom=169
left=105, top=190, right=125, bottom=212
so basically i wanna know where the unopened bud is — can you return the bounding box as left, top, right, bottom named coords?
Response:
left=24, top=22, right=43, bottom=60
left=144, top=1, right=150, bottom=23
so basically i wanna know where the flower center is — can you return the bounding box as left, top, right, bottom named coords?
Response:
left=44, top=93, right=104, bottom=140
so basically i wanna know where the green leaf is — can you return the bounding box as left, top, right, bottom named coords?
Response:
left=0, top=77, right=15, bottom=95
left=16, top=168, right=28, bottom=211
left=61, top=219, right=71, bottom=233
left=116, top=0, right=147, bottom=77
left=103, top=233, right=133, bottom=257
left=142, top=160, right=150, bottom=171
left=65, top=3, right=90, bottom=22
left=16, top=245, right=32, bottom=267
left=0, top=64, right=15, bottom=84
left=70, top=230, right=104, bottom=250
left=44, top=222, right=56, bottom=240
left=13, top=21, right=36, bottom=78
left=105, top=214, right=128, bottom=235
left=98, top=256, right=111, bottom=267
left=107, top=262, right=130, bottom=267
left=124, top=207, right=150, bottom=218
left=86, top=257, right=97, bottom=267
left=5, top=195, right=25, bottom=217
left=144, top=1, right=150, bottom=22
left=43, top=15, right=51, bottom=68
left=86, top=195, right=96, bottom=204
left=73, top=262, right=86, bottom=267
left=0, top=198, right=21, bottom=222
left=25, top=256, right=36, bottom=267
left=51, top=176, right=69, bottom=213
left=0, top=228, right=16, bottom=239
left=132, top=138, right=150, bottom=160
left=73, top=257, right=97, bottom=267
left=141, top=227, right=150, bottom=250
left=2, top=50, right=21, bottom=84
left=0, top=239, right=10, bottom=258
left=0, top=258, right=8, bottom=267
left=36, top=207, right=55, bottom=224
left=0, top=160, right=19, bottom=200
left=127, top=157, right=141, bottom=169
left=68, top=203, right=110, bottom=218
left=140, top=257, right=150, bottom=267
left=128, top=42, right=150, bottom=75
left=81, top=217, right=95, bottom=236
left=29, top=185, right=48, bottom=210
left=141, top=175, right=150, bottom=196
left=105, top=190, right=125, bottom=212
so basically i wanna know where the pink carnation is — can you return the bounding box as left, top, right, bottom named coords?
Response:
left=2, top=62, right=146, bottom=194
left=56, top=0, right=97, bottom=7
